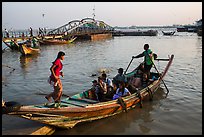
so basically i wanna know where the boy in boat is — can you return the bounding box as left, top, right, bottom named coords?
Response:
left=90, top=80, right=100, bottom=101
left=141, top=73, right=154, bottom=88
left=132, top=44, right=154, bottom=79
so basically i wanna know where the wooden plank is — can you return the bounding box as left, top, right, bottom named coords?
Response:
left=30, top=125, right=55, bottom=135
left=61, top=100, right=87, bottom=107
left=69, top=97, right=99, bottom=104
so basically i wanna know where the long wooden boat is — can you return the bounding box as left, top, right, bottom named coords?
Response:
left=19, top=44, right=40, bottom=56
left=39, top=37, right=77, bottom=45
left=162, top=31, right=175, bottom=36
left=5, top=55, right=174, bottom=129
left=116, top=30, right=158, bottom=36
left=2, top=37, right=31, bottom=43
left=2, top=40, right=20, bottom=50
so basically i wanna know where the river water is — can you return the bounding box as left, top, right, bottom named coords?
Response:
left=2, top=28, right=202, bottom=135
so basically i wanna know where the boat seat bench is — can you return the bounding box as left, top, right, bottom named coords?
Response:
left=33, top=98, right=99, bottom=108
left=61, top=100, right=87, bottom=107
left=69, top=97, right=99, bottom=104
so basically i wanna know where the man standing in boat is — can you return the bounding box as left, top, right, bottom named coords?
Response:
left=5, top=28, right=9, bottom=38
left=29, top=27, right=33, bottom=37
left=132, top=44, right=154, bottom=78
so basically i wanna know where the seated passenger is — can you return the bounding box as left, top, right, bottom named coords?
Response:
left=112, top=68, right=127, bottom=90
left=90, top=80, right=100, bottom=101
left=101, top=73, right=114, bottom=99
left=129, top=63, right=145, bottom=89
left=112, top=82, right=131, bottom=100
left=95, top=76, right=107, bottom=102
left=141, top=73, right=154, bottom=88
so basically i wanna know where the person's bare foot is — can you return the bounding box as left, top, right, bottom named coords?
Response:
left=45, top=96, right=52, bottom=103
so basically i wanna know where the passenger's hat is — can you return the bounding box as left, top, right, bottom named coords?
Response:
left=118, top=68, right=123, bottom=72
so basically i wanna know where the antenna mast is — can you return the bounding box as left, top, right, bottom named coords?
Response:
left=92, top=5, right=95, bottom=20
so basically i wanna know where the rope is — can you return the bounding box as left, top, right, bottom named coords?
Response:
left=147, top=87, right=153, bottom=101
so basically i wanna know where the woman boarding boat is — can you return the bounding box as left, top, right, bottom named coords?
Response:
left=4, top=54, right=174, bottom=129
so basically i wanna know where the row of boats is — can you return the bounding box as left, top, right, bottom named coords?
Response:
left=2, top=35, right=77, bottom=55
left=113, top=29, right=202, bottom=37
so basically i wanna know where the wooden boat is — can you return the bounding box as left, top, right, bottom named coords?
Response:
left=116, top=30, right=158, bottom=36
left=5, top=55, right=174, bottom=129
left=162, top=31, right=175, bottom=36
left=2, top=40, right=20, bottom=50
left=19, top=44, right=40, bottom=55
left=39, top=37, right=77, bottom=45
left=42, top=35, right=64, bottom=40
left=176, top=26, right=188, bottom=32
left=2, top=37, right=31, bottom=43
left=3, top=37, right=40, bottom=51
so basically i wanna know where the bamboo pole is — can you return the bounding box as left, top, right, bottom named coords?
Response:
left=30, top=125, right=55, bottom=135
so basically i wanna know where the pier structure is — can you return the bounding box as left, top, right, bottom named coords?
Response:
left=2, top=17, right=114, bottom=42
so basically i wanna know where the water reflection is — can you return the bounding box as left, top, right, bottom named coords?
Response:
left=19, top=54, right=39, bottom=70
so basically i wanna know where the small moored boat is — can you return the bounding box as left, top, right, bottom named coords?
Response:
left=162, top=31, right=175, bottom=36
left=19, top=44, right=40, bottom=56
left=5, top=54, right=174, bottom=129
left=39, top=37, right=77, bottom=45
left=2, top=40, right=20, bottom=50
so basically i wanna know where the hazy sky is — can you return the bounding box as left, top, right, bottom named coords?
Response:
left=2, top=2, right=202, bottom=30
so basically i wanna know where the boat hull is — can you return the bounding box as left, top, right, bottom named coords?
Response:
left=19, top=44, right=40, bottom=55
left=39, top=37, right=76, bottom=45
left=8, top=85, right=157, bottom=129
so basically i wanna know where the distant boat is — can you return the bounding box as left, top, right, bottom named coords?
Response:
left=176, top=22, right=199, bottom=33
left=19, top=44, right=40, bottom=56
left=176, top=26, right=188, bottom=32
left=2, top=40, right=20, bottom=50
left=162, top=31, right=175, bottom=36
left=2, top=37, right=40, bottom=51
left=39, top=37, right=77, bottom=45
left=113, top=30, right=158, bottom=36
left=15, top=39, right=40, bottom=56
